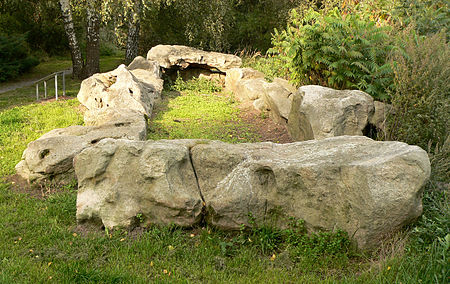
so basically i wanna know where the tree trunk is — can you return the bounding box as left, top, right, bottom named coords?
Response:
left=59, top=0, right=85, bottom=79
left=125, top=0, right=142, bottom=64
left=85, top=1, right=101, bottom=77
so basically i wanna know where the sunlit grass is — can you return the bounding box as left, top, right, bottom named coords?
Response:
left=148, top=77, right=260, bottom=143
left=0, top=99, right=83, bottom=177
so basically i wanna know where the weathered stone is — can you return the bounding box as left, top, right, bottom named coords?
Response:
left=287, top=90, right=314, bottom=141
left=15, top=123, right=146, bottom=184
left=127, top=56, right=161, bottom=78
left=75, top=139, right=203, bottom=229
left=273, top=78, right=297, bottom=94
left=262, top=80, right=296, bottom=122
left=84, top=107, right=146, bottom=127
left=127, top=56, right=163, bottom=96
left=234, top=78, right=266, bottom=102
left=290, top=85, right=375, bottom=140
left=77, top=65, right=158, bottom=116
left=129, top=69, right=164, bottom=96
left=224, top=68, right=265, bottom=93
left=369, top=101, right=392, bottom=133
left=147, top=45, right=242, bottom=72
left=253, top=98, right=266, bottom=112
left=191, top=136, right=430, bottom=249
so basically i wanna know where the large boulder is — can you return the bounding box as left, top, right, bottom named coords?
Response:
left=77, top=65, right=158, bottom=117
left=127, top=56, right=161, bottom=78
left=287, top=90, right=314, bottom=141
left=262, top=79, right=296, bottom=123
left=127, top=56, right=164, bottom=95
left=288, top=85, right=375, bottom=140
left=224, top=68, right=265, bottom=93
left=233, top=78, right=266, bottom=102
left=146, top=45, right=242, bottom=72
left=15, top=122, right=147, bottom=184
left=75, top=139, right=204, bottom=229
left=191, top=136, right=430, bottom=249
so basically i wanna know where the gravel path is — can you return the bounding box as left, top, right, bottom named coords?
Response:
left=0, top=68, right=72, bottom=94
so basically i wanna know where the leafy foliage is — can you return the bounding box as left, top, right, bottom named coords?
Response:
left=139, top=0, right=304, bottom=53
left=385, top=29, right=449, bottom=151
left=394, top=0, right=449, bottom=38
left=0, top=34, right=39, bottom=82
left=269, top=7, right=394, bottom=100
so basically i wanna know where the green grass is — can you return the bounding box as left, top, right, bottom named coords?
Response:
left=148, top=77, right=261, bottom=143
left=0, top=55, right=125, bottom=110
left=0, top=99, right=83, bottom=177
left=0, top=181, right=366, bottom=283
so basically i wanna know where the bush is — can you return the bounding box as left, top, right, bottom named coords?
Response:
left=269, top=7, right=395, bottom=100
left=0, top=34, right=39, bottom=82
left=385, top=30, right=449, bottom=151
left=394, top=0, right=449, bottom=38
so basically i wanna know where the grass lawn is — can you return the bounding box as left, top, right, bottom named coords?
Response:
left=0, top=56, right=125, bottom=111
left=0, top=56, right=448, bottom=283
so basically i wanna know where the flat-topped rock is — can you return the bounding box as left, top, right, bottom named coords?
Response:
left=192, top=136, right=430, bottom=249
left=147, top=45, right=242, bottom=72
left=75, top=136, right=430, bottom=249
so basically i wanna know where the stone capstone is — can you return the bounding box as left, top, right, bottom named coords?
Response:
left=75, top=139, right=204, bottom=228
left=146, top=45, right=242, bottom=72
left=75, top=136, right=430, bottom=250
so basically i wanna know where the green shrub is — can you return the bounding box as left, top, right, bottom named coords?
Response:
left=394, top=0, right=449, bottom=38
left=385, top=30, right=449, bottom=151
left=0, top=34, right=39, bottom=82
left=269, top=7, right=394, bottom=100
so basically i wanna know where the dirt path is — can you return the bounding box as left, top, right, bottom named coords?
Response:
left=0, top=68, right=72, bottom=94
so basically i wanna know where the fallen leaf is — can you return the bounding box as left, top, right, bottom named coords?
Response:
left=72, top=233, right=77, bottom=237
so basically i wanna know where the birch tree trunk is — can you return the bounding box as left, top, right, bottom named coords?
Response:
left=59, top=0, right=85, bottom=79
left=85, top=0, right=101, bottom=77
left=125, top=0, right=142, bottom=64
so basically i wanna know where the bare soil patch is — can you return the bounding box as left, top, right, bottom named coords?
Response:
left=237, top=101, right=293, bottom=144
